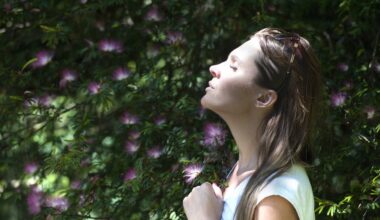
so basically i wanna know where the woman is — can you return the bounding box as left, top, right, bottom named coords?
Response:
left=183, top=28, right=322, bottom=220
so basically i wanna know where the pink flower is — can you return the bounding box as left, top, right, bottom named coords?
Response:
left=45, top=196, right=69, bottom=212
left=79, top=194, right=86, bottom=206
left=202, top=122, right=227, bottom=148
left=330, top=91, right=347, bottom=107
left=343, top=80, right=353, bottom=90
left=88, top=82, right=101, bottom=94
left=123, top=168, right=137, bottom=182
left=95, top=20, right=105, bottom=31
left=144, top=5, right=163, bottom=22
left=147, top=146, right=163, bottom=158
left=24, top=97, right=38, bottom=108
left=70, top=180, right=81, bottom=190
left=363, top=106, right=375, bottom=119
left=38, top=94, right=55, bottom=107
left=124, top=140, right=139, bottom=154
left=183, top=163, right=203, bottom=184
left=98, top=39, right=123, bottom=53
left=154, top=115, right=166, bottom=125
left=24, top=162, right=39, bottom=174
left=59, top=69, right=77, bottom=88
left=27, top=186, right=43, bottom=215
left=370, top=60, right=380, bottom=73
left=120, top=111, right=139, bottom=125
left=128, top=130, right=141, bottom=140
left=165, top=31, right=184, bottom=44
left=337, top=62, right=349, bottom=72
left=112, top=67, right=130, bottom=81
left=374, top=63, right=380, bottom=73
left=32, top=50, right=54, bottom=68
left=198, top=106, right=206, bottom=117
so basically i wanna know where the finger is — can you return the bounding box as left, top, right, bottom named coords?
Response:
left=191, top=185, right=200, bottom=193
left=212, top=183, right=223, bottom=200
left=202, top=182, right=212, bottom=187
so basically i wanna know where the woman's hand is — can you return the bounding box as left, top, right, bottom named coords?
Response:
left=183, top=182, right=224, bottom=220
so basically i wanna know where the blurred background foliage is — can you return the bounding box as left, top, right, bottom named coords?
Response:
left=0, top=0, right=379, bottom=219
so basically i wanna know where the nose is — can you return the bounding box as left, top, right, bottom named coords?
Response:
left=209, top=65, right=220, bottom=78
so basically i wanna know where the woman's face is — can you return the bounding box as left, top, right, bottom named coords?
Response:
left=201, top=37, right=264, bottom=115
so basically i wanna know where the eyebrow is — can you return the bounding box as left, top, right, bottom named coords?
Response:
left=228, top=53, right=240, bottom=63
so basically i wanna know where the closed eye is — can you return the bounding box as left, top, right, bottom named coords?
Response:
left=230, top=65, right=237, bottom=71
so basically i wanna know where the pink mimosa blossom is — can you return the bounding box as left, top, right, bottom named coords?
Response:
left=98, top=39, right=123, bottom=53
left=370, top=61, right=380, bottom=73
left=24, top=97, right=38, bottom=108
left=128, top=130, right=141, bottom=140
left=32, top=50, right=54, bottom=68
left=147, top=146, right=163, bottom=158
left=24, top=162, right=39, bottom=174
left=202, top=122, right=227, bottom=148
left=120, top=111, right=139, bottom=125
left=70, top=180, right=81, bottom=190
left=112, top=67, right=130, bottom=81
left=183, top=163, right=204, bottom=184
left=337, top=62, right=349, bottom=72
left=343, top=80, right=353, bottom=90
left=27, top=186, right=44, bottom=215
left=45, top=196, right=69, bottom=212
left=88, top=82, right=101, bottom=94
left=363, top=106, right=375, bottom=119
left=123, top=168, right=137, bottom=182
left=330, top=91, right=347, bottom=107
left=165, top=31, right=184, bottom=44
left=198, top=106, right=206, bottom=117
left=38, top=94, right=55, bottom=107
left=95, top=20, right=105, bottom=31
left=374, top=63, right=380, bottom=73
left=124, top=140, right=139, bottom=154
left=59, top=69, right=77, bottom=88
left=154, top=115, right=166, bottom=125
left=144, top=5, right=163, bottom=22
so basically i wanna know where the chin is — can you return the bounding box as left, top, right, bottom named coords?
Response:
left=200, top=97, right=221, bottom=114
left=200, top=96, right=210, bottom=109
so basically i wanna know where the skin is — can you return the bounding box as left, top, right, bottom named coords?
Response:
left=183, top=36, right=298, bottom=220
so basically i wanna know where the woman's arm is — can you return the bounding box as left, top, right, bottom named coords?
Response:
left=254, top=195, right=299, bottom=220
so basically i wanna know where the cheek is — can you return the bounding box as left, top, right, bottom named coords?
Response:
left=217, top=79, right=254, bottom=111
left=223, top=79, right=253, bottom=100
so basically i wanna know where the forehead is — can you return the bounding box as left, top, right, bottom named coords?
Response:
left=229, top=37, right=260, bottom=62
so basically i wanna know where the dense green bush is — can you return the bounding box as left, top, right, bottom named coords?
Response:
left=0, top=0, right=379, bottom=219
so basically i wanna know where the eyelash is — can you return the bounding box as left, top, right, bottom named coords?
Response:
left=230, top=65, right=237, bottom=71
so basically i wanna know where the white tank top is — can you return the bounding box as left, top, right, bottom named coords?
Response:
left=221, top=163, right=315, bottom=220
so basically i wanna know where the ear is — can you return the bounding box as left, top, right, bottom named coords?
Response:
left=256, top=90, right=277, bottom=108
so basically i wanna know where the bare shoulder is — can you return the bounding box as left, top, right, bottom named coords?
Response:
left=254, top=195, right=298, bottom=220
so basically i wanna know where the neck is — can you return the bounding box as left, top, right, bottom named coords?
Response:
left=219, top=110, right=265, bottom=176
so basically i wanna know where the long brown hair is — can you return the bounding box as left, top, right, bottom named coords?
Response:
left=234, top=28, right=323, bottom=219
